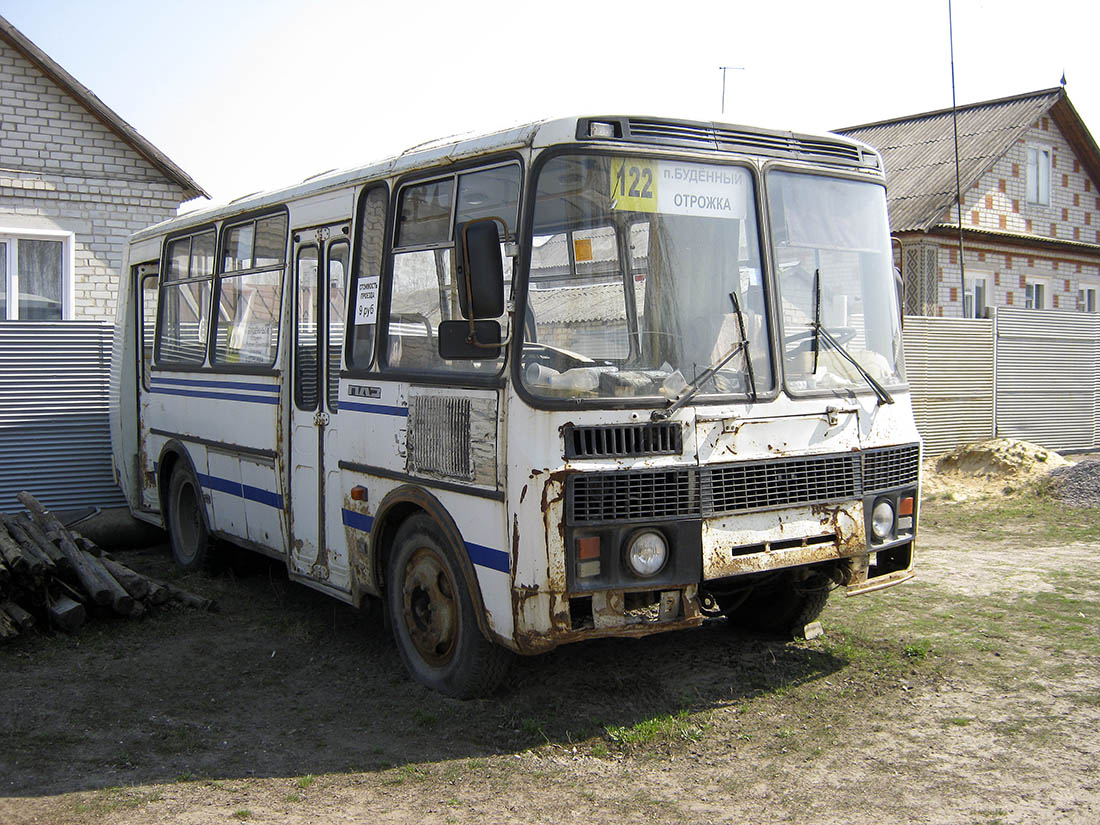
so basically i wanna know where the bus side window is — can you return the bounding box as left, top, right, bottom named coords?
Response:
left=212, top=212, right=287, bottom=367
left=156, top=229, right=215, bottom=366
left=385, top=164, right=519, bottom=373
left=140, top=270, right=158, bottom=390
left=347, top=185, right=388, bottom=368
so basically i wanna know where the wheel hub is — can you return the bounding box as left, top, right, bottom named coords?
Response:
left=401, top=548, right=458, bottom=667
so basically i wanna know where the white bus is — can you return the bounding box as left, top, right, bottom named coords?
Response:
left=110, top=115, right=920, bottom=697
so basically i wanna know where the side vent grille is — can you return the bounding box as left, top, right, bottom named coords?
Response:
left=564, top=422, right=682, bottom=459
left=407, top=395, right=472, bottom=480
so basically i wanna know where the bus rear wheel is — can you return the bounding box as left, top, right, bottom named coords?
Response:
left=166, top=465, right=211, bottom=572
left=386, top=514, right=510, bottom=698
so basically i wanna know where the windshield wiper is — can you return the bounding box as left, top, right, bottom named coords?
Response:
left=652, top=292, right=756, bottom=420
left=810, top=268, right=893, bottom=406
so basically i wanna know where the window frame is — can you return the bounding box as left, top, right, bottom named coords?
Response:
left=1026, top=143, right=1052, bottom=207
left=1025, top=276, right=1049, bottom=309
left=153, top=224, right=217, bottom=368
left=963, top=271, right=991, bottom=319
left=0, top=227, right=75, bottom=320
left=345, top=182, right=391, bottom=372
left=1078, top=283, right=1099, bottom=313
left=210, top=207, right=289, bottom=372
left=376, top=154, right=523, bottom=386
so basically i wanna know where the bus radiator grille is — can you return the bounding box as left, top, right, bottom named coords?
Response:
left=565, top=445, right=919, bottom=524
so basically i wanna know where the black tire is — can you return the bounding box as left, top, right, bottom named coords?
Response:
left=725, top=570, right=830, bottom=635
left=166, top=465, right=211, bottom=572
left=386, top=514, right=511, bottom=698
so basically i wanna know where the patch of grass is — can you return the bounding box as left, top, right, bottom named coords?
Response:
left=284, top=793, right=302, bottom=803
left=413, top=709, right=439, bottom=728
left=946, top=716, right=972, bottom=727
left=72, top=788, right=163, bottom=815
left=232, top=809, right=252, bottom=820
left=924, top=497, right=1100, bottom=543
left=605, top=710, right=707, bottom=747
left=903, top=639, right=934, bottom=660
left=295, top=774, right=316, bottom=789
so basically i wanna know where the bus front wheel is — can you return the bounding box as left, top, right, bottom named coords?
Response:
left=386, top=514, right=510, bottom=698
left=724, top=569, right=830, bottom=635
left=166, top=465, right=211, bottom=572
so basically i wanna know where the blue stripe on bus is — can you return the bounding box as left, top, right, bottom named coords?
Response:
left=340, top=401, right=409, bottom=417
left=197, top=472, right=284, bottom=510
left=340, top=508, right=509, bottom=574
left=151, top=377, right=281, bottom=393
left=465, top=541, right=511, bottom=574
left=151, top=386, right=280, bottom=404
left=342, top=508, right=375, bottom=532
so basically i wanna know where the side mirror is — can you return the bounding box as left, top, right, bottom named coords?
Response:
left=455, top=219, right=505, bottom=319
left=439, top=319, right=502, bottom=359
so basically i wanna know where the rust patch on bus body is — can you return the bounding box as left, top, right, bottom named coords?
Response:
left=344, top=493, right=377, bottom=599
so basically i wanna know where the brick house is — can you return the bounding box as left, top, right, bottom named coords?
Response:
left=838, top=88, right=1100, bottom=318
left=1, top=14, right=206, bottom=322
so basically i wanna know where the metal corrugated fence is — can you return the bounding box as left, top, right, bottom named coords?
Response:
left=902, top=308, right=1100, bottom=456
left=0, top=322, right=125, bottom=513
left=995, top=308, right=1100, bottom=451
left=902, top=317, right=995, bottom=455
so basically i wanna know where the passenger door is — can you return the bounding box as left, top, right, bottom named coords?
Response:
left=289, top=223, right=351, bottom=591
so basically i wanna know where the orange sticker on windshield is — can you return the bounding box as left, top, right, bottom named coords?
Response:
left=574, top=238, right=593, bottom=262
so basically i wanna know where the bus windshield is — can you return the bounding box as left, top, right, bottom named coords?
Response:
left=520, top=153, right=774, bottom=401
left=768, top=171, right=905, bottom=395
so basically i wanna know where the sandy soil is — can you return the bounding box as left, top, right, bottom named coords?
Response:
left=2, top=441, right=1098, bottom=824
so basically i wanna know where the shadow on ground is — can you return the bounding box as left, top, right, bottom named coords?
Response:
left=1, top=544, right=846, bottom=796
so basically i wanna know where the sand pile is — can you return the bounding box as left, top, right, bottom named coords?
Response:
left=922, top=439, right=1072, bottom=500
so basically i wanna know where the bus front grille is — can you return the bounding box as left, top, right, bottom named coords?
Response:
left=565, top=445, right=919, bottom=525
left=703, top=454, right=862, bottom=514
left=863, top=444, right=922, bottom=492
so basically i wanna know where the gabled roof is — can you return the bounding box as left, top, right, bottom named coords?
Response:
left=836, top=88, right=1100, bottom=234
left=0, top=14, right=208, bottom=200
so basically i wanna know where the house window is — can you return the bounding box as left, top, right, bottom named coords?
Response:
left=1025, top=278, right=1048, bottom=309
left=1078, top=284, right=1098, bottom=313
left=1026, top=145, right=1051, bottom=206
left=964, top=272, right=991, bottom=318
left=0, top=231, right=73, bottom=320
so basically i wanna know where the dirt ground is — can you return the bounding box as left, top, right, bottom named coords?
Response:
left=2, top=441, right=1099, bottom=824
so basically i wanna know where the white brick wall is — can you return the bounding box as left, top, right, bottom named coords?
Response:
left=0, top=38, right=190, bottom=321
left=912, top=114, right=1100, bottom=318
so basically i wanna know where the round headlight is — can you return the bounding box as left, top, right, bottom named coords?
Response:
left=871, top=500, right=895, bottom=540
left=626, top=530, right=668, bottom=577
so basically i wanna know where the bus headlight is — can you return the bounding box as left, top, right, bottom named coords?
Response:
left=625, top=530, right=668, bottom=577
left=871, top=499, right=895, bottom=540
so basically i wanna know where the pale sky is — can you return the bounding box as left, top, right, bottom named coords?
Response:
left=3, top=0, right=1097, bottom=208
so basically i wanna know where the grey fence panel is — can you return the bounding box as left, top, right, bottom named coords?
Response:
left=0, top=322, right=126, bottom=513
left=994, top=308, right=1100, bottom=452
left=902, top=317, right=995, bottom=455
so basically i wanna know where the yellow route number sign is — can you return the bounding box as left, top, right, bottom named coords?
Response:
left=610, top=158, right=658, bottom=213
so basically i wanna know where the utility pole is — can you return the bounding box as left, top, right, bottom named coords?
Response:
left=719, top=66, right=744, bottom=115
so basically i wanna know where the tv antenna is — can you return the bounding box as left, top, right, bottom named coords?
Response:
left=719, top=66, right=745, bottom=115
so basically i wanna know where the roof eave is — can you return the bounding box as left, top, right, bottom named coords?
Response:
left=0, top=14, right=208, bottom=200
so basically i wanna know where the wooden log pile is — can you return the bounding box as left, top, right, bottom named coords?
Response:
left=0, top=491, right=215, bottom=642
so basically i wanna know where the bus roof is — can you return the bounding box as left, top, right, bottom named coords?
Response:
left=130, top=115, right=878, bottom=242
